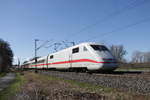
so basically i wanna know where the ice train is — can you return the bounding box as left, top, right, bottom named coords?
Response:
left=22, top=42, right=118, bottom=72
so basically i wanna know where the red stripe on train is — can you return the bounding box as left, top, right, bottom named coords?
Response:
left=31, top=59, right=116, bottom=67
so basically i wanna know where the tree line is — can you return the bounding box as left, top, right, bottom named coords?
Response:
left=109, top=45, right=150, bottom=64
left=0, top=39, right=13, bottom=72
left=132, top=51, right=150, bottom=63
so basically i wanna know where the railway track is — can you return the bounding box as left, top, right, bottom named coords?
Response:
left=37, top=70, right=150, bottom=95
left=93, top=71, right=150, bottom=78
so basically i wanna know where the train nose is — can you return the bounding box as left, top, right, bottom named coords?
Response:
left=102, top=58, right=117, bottom=63
left=101, top=58, right=118, bottom=70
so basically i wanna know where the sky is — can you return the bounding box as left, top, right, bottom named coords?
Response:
left=0, top=0, right=150, bottom=64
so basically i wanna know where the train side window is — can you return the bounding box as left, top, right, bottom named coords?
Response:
left=72, top=47, right=79, bottom=54
left=37, top=60, right=45, bottom=63
left=50, top=55, right=54, bottom=59
left=83, top=46, right=88, bottom=51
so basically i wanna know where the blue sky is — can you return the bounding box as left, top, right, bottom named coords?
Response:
left=0, top=0, right=150, bottom=64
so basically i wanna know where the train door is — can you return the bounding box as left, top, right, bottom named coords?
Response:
left=71, top=47, right=80, bottom=68
left=69, top=53, right=72, bottom=68
left=46, top=55, right=49, bottom=69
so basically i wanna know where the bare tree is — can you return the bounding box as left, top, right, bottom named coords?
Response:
left=0, top=39, right=13, bottom=72
left=143, top=52, right=150, bottom=62
left=132, top=51, right=150, bottom=63
left=132, top=51, right=142, bottom=63
left=109, top=45, right=127, bottom=62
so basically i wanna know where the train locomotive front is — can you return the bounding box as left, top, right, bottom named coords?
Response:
left=86, top=43, right=118, bottom=71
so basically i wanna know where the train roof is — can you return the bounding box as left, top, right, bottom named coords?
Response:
left=22, top=56, right=47, bottom=65
left=48, top=42, right=104, bottom=55
left=67, top=42, right=105, bottom=50
left=37, top=56, right=47, bottom=61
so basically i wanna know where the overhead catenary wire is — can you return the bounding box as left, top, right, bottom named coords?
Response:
left=80, top=16, right=150, bottom=42
left=65, top=0, right=149, bottom=40
left=36, top=40, right=50, bottom=51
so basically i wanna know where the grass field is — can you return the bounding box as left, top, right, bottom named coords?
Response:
left=0, top=73, right=26, bottom=100
left=0, top=71, right=149, bottom=100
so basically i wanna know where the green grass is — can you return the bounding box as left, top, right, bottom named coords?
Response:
left=0, top=73, right=26, bottom=100
left=0, top=73, right=6, bottom=78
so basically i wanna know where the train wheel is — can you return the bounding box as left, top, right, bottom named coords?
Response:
left=86, top=70, right=93, bottom=74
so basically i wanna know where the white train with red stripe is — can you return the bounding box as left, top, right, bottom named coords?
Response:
left=22, top=42, right=118, bottom=72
